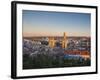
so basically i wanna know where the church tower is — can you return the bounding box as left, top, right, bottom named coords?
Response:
left=49, top=37, right=55, bottom=48
left=62, top=32, right=67, bottom=48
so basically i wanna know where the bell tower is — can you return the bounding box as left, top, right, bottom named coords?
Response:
left=62, top=32, right=67, bottom=48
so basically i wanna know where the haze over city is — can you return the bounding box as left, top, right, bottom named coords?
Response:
left=22, top=10, right=91, bottom=37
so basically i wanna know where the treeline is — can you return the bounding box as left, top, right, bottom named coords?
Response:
left=23, top=53, right=90, bottom=69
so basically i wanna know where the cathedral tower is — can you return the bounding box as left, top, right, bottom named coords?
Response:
left=62, top=32, right=67, bottom=48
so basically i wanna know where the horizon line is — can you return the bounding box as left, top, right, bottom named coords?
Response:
left=23, top=35, right=91, bottom=37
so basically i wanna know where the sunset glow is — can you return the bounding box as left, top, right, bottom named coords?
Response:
left=22, top=10, right=91, bottom=37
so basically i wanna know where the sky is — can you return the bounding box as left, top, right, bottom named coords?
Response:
left=22, top=10, right=91, bottom=37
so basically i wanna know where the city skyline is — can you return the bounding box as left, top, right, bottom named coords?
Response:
left=22, top=10, right=91, bottom=37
